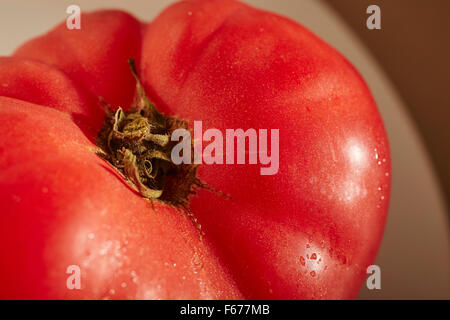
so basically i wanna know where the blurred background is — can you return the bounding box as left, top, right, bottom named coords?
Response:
left=0, top=0, right=449, bottom=299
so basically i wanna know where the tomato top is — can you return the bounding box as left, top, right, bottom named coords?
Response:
left=0, top=0, right=390, bottom=299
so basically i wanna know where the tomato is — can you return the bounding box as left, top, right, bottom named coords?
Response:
left=0, top=0, right=390, bottom=299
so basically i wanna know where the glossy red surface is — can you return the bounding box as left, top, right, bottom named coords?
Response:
left=0, top=0, right=390, bottom=299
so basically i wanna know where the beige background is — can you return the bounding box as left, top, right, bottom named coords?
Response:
left=0, top=0, right=449, bottom=299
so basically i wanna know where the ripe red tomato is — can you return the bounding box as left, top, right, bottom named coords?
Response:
left=0, top=0, right=390, bottom=299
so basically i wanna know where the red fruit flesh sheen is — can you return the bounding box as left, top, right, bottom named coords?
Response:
left=141, top=0, right=390, bottom=299
left=0, top=97, right=242, bottom=299
left=0, top=0, right=390, bottom=299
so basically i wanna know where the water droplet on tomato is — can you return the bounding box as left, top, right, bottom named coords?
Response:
left=299, top=256, right=306, bottom=266
left=338, top=254, right=347, bottom=265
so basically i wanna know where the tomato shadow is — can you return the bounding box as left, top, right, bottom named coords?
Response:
left=70, top=113, right=102, bottom=144
left=96, top=160, right=144, bottom=199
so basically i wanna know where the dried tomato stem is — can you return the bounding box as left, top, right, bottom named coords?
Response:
left=95, top=58, right=202, bottom=207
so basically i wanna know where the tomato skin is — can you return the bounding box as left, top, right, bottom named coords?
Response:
left=13, top=10, right=142, bottom=110
left=0, top=0, right=390, bottom=300
left=0, top=97, right=242, bottom=299
left=0, top=57, right=104, bottom=130
left=141, top=0, right=390, bottom=299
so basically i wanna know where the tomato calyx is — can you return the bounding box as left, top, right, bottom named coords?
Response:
left=95, top=59, right=203, bottom=207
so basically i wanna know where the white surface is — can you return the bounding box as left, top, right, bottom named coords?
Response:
left=0, top=0, right=449, bottom=299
